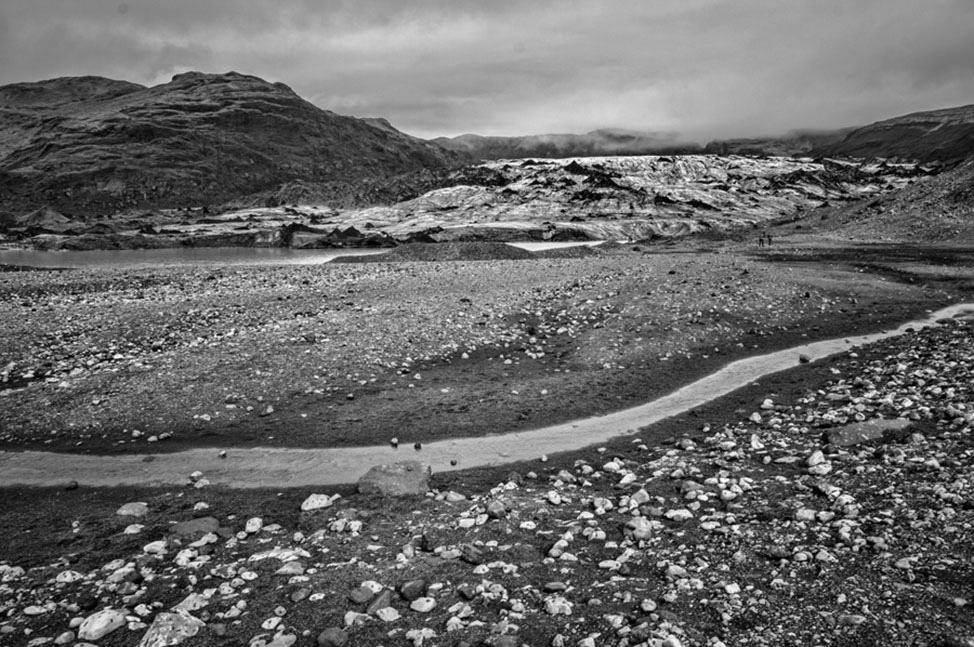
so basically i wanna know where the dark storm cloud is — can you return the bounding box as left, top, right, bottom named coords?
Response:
left=1, top=0, right=972, bottom=139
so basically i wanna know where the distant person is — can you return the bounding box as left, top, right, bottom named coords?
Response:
left=758, top=235, right=765, bottom=248
left=766, top=233, right=773, bottom=246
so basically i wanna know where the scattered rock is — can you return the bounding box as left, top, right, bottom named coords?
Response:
left=301, top=493, right=339, bottom=511
left=357, top=461, right=431, bottom=496
left=317, top=627, right=349, bottom=647
left=410, top=597, right=436, bottom=613
left=824, top=418, right=911, bottom=447
left=116, top=501, right=148, bottom=517
left=136, top=609, right=205, bottom=647
left=399, top=579, right=428, bottom=602
left=169, top=517, right=220, bottom=538
left=78, top=609, right=126, bottom=641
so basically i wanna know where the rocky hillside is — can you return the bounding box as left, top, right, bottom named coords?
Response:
left=431, top=129, right=701, bottom=162
left=0, top=72, right=459, bottom=218
left=797, top=158, right=974, bottom=242
left=811, top=104, right=974, bottom=163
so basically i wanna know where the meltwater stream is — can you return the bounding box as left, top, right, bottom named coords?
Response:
left=1, top=303, right=971, bottom=488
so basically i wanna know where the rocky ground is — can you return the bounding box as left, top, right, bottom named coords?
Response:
left=1, top=241, right=973, bottom=647
left=1, top=305, right=972, bottom=647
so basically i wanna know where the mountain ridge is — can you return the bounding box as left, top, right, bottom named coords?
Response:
left=0, top=71, right=459, bottom=218
left=433, top=104, right=974, bottom=164
left=810, top=103, right=974, bottom=163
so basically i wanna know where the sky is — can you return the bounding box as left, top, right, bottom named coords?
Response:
left=1, top=0, right=973, bottom=141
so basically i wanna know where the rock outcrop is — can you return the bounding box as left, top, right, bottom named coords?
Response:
left=357, top=461, right=431, bottom=496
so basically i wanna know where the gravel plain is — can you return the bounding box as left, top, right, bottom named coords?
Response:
left=1, top=240, right=973, bottom=647
left=0, top=243, right=956, bottom=454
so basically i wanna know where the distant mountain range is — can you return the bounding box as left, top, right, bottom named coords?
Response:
left=431, top=129, right=701, bottom=161
left=436, top=104, right=974, bottom=163
left=0, top=70, right=971, bottom=223
left=704, top=129, right=854, bottom=158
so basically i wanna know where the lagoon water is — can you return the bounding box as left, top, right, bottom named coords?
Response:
left=0, top=246, right=385, bottom=269
left=0, top=241, right=603, bottom=269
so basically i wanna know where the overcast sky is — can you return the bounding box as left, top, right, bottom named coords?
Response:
left=1, top=0, right=972, bottom=141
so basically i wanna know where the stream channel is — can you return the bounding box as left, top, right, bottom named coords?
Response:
left=1, top=303, right=971, bottom=489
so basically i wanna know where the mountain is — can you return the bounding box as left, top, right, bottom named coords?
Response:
left=810, top=104, right=974, bottom=163
left=704, top=128, right=853, bottom=158
left=0, top=72, right=459, bottom=218
left=430, top=129, right=701, bottom=161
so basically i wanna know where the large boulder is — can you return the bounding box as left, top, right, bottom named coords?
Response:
left=823, top=418, right=911, bottom=448
left=168, top=516, right=220, bottom=538
left=78, top=609, right=127, bottom=641
left=357, top=461, right=431, bottom=496
left=137, top=609, right=205, bottom=647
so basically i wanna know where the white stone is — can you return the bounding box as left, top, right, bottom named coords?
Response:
left=136, top=610, right=205, bottom=647
left=344, top=611, right=371, bottom=627
left=300, top=493, right=338, bottom=511
left=143, top=540, right=168, bottom=555
left=375, top=607, right=401, bottom=622
left=55, top=570, right=83, bottom=584
left=78, top=609, right=127, bottom=641
left=625, top=517, right=655, bottom=541
left=410, top=597, right=436, bottom=612
left=544, top=595, right=573, bottom=616
left=172, top=593, right=209, bottom=613
left=664, top=508, right=694, bottom=521
left=116, top=502, right=148, bottom=517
